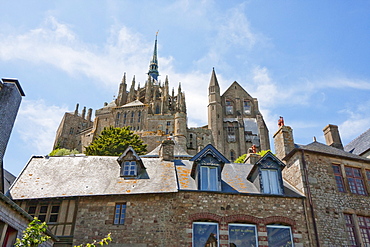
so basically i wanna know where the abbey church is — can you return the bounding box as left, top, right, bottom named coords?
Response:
left=53, top=35, right=270, bottom=160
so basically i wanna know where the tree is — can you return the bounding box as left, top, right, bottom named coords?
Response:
left=85, top=126, right=147, bottom=156
left=234, top=150, right=274, bottom=163
left=15, top=218, right=50, bottom=247
left=49, top=148, right=80, bottom=156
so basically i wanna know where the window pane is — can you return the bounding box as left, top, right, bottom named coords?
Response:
left=229, top=224, right=257, bottom=246
left=193, top=222, right=218, bottom=247
left=209, top=167, right=218, bottom=191
left=344, top=214, right=358, bottom=246
left=28, top=206, right=36, bottom=215
left=40, top=206, right=48, bottom=213
left=49, top=214, right=58, bottom=223
left=114, top=204, right=126, bottom=225
left=358, top=216, right=370, bottom=245
left=267, top=225, right=293, bottom=247
left=269, top=170, right=280, bottom=194
left=261, top=170, right=270, bottom=194
left=262, top=169, right=281, bottom=194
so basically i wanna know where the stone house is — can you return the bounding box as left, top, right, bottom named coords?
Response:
left=9, top=141, right=308, bottom=247
left=274, top=124, right=370, bottom=246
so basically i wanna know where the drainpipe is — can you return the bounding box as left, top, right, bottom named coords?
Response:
left=301, top=150, right=320, bottom=247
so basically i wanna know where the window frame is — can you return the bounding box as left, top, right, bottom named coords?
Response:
left=122, top=161, right=137, bottom=177
left=113, top=203, right=127, bottom=225
left=261, top=169, right=282, bottom=195
left=358, top=215, right=370, bottom=246
left=332, top=164, right=346, bottom=192
left=344, top=214, right=359, bottom=246
left=228, top=223, right=258, bottom=247
left=192, top=222, right=219, bottom=247
left=345, top=166, right=367, bottom=195
left=225, top=99, right=233, bottom=115
left=266, top=225, right=294, bottom=247
left=27, top=203, right=60, bottom=224
left=243, top=100, right=251, bottom=115
left=200, top=165, right=219, bottom=191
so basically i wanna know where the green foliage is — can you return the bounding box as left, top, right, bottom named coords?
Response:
left=85, top=126, right=147, bottom=156
left=234, top=154, right=247, bottom=163
left=49, top=148, right=80, bottom=156
left=15, top=218, right=50, bottom=247
left=74, top=233, right=112, bottom=247
left=234, top=150, right=274, bottom=163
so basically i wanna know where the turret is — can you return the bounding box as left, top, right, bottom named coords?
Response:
left=74, top=103, right=79, bottom=116
left=128, top=76, right=136, bottom=102
left=148, top=33, right=159, bottom=81
left=116, top=73, right=127, bottom=106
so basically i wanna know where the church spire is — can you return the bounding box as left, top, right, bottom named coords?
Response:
left=148, top=32, right=159, bottom=81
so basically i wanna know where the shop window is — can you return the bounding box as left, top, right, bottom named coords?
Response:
left=193, top=222, right=219, bottom=247
left=225, top=99, right=233, bottom=115
left=332, top=164, right=346, bottom=192
left=114, top=203, right=126, bottom=225
left=345, top=167, right=367, bottom=195
left=261, top=169, right=282, bottom=194
left=266, top=225, right=293, bottom=247
left=228, top=223, right=258, bottom=246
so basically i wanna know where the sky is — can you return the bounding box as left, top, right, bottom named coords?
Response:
left=1, top=1, right=370, bottom=176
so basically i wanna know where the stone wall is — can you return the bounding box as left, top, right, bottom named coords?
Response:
left=73, top=192, right=309, bottom=247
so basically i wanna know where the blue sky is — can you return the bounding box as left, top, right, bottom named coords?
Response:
left=1, top=1, right=370, bottom=176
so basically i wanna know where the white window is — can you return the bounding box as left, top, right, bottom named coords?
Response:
left=193, top=222, right=219, bottom=247
left=123, top=161, right=137, bottom=176
left=261, top=169, right=282, bottom=194
left=266, top=225, right=294, bottom=247
left=229, top=224, right=258, bottom=246
left=200, top=166, right=219, bottom=191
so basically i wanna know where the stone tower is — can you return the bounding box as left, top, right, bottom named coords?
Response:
left=207, top=69, right=270, bottom=161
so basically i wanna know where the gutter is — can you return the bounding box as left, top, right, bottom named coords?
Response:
left=301, top=150, right=320, bottom=247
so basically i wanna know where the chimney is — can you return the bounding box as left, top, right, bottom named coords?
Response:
left=87, top=108, right=92, bottom=122
left=273, top=125, right=295, bottom=160
left=323, top=124, right=343, bottom=150
left=159, top=138, right=175, bottom=161
left=245, top=153, right=260, bottom=165
left=74, top=103, right=79, bottom=115
left=81, top=106, right=86, bottom=120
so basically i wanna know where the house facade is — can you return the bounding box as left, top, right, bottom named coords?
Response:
left=10, top=141, right=309, bottom=247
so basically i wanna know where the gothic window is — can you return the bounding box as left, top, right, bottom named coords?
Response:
left=332, top=165, right=346, bottom=192
left=155, top=104, right=160, bottom=114
left=189, top=141, right=193, bottom=149
left=193, top=222, right=219, bottom=247
left=345, top=167, right=367, bottom=195
left=266, top=225, right=293, bottom=246
left=227, top=125, right=236, bottom=143
left=229, top=224, right=258, bottom=247
left=261, top=169, right=282, bottom=194
left=243, top=100, right=251, bottom=114
left=114, top=203, right=126, bottom=225
left=225, top=99, right=233, bottom=115
left=190, top=133, right=193, bottom=139
left=123, top=113, right=127, bottom=124
left=130, top=111, right=135, bottom=123
left=115, top=113, right=120, bottom=126
left=137, top=111, right=141, bottom=123
left=230, top=150, right=235, bottom=161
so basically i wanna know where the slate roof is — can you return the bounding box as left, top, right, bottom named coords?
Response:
left=344, top=128, right=370, bottom=156
left=4, top=169, right=16, bottom=193
left=121, top=99, right=145, bottom=108
left=141, top=141, right=193, bottom=159
left=287, top=141, right=370, bottom=163
left=9, top=152, right=303, bottom=200
left=10, top=156, right=178, bottom=200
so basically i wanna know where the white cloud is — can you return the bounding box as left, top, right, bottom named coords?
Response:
left=16, top=99, right=69, bottom=154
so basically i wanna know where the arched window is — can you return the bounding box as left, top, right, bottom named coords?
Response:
left=115, top=113, right=121, bottom=126
left=155, top=104, right=160, bottom=114
left=130, top=111, right=135, bottom=123
left=123, top=113, right=127, bottom=124
left=225, top=99, right=233, bottom=114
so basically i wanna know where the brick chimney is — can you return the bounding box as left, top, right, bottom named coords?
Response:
left=87, top=108, right=92, bottom=122
left=323, top=124, right=343, bottom=150
left=159, top=138, right=175, bottom=161
left=273, top=125, right=295, bottom=160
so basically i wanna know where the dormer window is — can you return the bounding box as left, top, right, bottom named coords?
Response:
left=190, top=144, right=230, bottom=192
left=200, top=165, right=219, bottom=191
left=247, top=151, right=285, bottom=195
left=122, top=161, right=137, bottom=177
left=261, top=169, right=282, bottom=194
left=117, top=146, right=147, bottom=179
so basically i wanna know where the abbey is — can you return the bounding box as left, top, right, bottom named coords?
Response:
left=53, top=35, right=269, bottom=160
